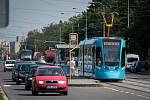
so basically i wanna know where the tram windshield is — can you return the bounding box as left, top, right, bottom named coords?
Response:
left=104, top=40, right=121, bottom=66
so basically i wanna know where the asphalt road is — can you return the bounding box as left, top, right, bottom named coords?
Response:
left=0, top=61, right=150, bottom=100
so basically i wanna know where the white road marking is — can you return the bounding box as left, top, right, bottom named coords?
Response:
left=104, top=86, right=150, bottom=99
left=119, top=90, right=124, bottom=93
left=137, top=95, right=150, bottom=99
left=130, top=93, right=134, bottom=95
left=3, top=85, right=11, bottom=87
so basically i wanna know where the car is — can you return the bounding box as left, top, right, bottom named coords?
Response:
left=12, top=60, right=24, bottom=81
left=25, top=64, right=52, bottom=90
left=25, top=64, right=39, bottom=90
left=4, top=60, right=16, bottom=72
left=12, top=62, right=35, bottom=84
left=32, top=66, right=68, bottom=96
left=130, top=61, right=146, bottom=73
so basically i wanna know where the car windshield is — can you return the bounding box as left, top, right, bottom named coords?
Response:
left=138, top=62, right=145, bottom=66
left=38, top=68, right=64, bottom=76
left=6, top=61, right=15, bottom=64
left=30, top=67, right=38, bottom=75
left=127, top=58, right=139, bottom=62
left=19, top=64, right=31, bottom=72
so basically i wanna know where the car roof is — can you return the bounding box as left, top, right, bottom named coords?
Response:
left=17, top=62, right=35, bottom=65
left=38, top=66, right=60, bottom=69
left=5, top=60, right=16, bottom=61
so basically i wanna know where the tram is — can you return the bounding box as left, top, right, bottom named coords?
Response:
left=78, top=37, right=126, bottom=80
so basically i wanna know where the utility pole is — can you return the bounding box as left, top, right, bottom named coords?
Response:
left=85, top=12, right=88, bottom=39
left=60, top=26, right=62, bottom=44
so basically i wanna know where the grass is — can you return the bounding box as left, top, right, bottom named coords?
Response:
left=0, top=92, right=4, bottom=100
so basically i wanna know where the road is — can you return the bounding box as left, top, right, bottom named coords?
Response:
left=0, top=61, right=150, bottom=100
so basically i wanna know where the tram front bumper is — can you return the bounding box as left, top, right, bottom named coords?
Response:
left=96, top=68, right=125, bottom=80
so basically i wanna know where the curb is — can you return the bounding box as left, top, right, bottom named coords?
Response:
left=69, top=83, right=103, bottom=87
left=0, top=86, right=8, bottom=100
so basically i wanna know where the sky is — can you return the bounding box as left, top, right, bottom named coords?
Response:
left=0, top=0, right=92, bottom=41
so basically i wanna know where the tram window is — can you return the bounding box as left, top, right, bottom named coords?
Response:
left=121, top=48, right=126, bottom=67
left=92, top=46, right=96, bottom=60
left=96, top=47, right=102, bottom=66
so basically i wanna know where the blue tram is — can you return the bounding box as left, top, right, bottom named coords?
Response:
left=78, top=37, right=126, bottom=80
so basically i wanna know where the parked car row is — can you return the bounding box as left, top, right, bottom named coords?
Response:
left=8, top=60, right=68, bottom=96
left=128, top=61, right=148, bottom=73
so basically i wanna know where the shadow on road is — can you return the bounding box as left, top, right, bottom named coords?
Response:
left=13, top=88, right=26, bottom=91
left=3, top=79, right=13, bottom=82
left=17, top=93, right=33, bottom=96
left=18, top=93, right=64, bottom=96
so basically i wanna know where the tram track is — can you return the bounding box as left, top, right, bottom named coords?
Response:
left=101, top=79, right=150, bottom=93
left=125, top=79, right=150, bottom=86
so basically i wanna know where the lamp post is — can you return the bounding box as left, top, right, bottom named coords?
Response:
left=89, top=2, right=105, bottom=37
left=60, top=13, right=65, bottom=44
left=85, top=11, right=88, bottom=39
left=128, top=0, right=130, bottom=28
left=73, top=10, right=88, bottom=39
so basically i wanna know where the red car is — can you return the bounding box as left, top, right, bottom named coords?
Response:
left=32, top=66, right=68, bottom=96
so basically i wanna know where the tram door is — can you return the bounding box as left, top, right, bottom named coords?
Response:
left=92, top=46, right=102, bottom=76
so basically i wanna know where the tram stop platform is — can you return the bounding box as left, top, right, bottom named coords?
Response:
left=68, top=77, right=103, bottom=87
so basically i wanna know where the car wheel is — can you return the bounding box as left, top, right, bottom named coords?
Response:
left=12, top=78, right=15, bottom=82
left=25, top=84, right=30, bottom=90
left=32, top=85, right=38, bottom=96
left=16, top=80, right=21, bottom=85
left=61, top=91, right=68, bottom=96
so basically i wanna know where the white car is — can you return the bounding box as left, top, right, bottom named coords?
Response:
left=4, top=60, right=16, bottom=72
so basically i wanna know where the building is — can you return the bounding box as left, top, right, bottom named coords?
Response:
left=10, top=41, right=20, bottom=54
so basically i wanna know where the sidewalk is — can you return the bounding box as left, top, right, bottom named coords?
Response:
left=0, top=86, right=8, bottom=100
left=68, top=77, right=103, bottom=87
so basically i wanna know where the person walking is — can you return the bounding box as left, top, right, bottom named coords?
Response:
left=71, top=57, right=75, bottom=76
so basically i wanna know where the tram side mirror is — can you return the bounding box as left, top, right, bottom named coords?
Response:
left=0, top=0, right=9, bottom=27
left=121, top=48, right=126, bottom=67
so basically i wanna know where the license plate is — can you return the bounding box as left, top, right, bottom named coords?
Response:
left=46, top=86, right=57, bottom=89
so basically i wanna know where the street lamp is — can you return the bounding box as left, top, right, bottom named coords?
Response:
left=89, top=2, right=105, bottom=37
left=73, top=9, right=88, bottom=39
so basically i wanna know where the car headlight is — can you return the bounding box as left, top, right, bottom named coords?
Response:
left=38, top=81, right=44, bottom=84
left=28, top=77, right=32, bottom=80
left=58, top=81, right=66, bottom=84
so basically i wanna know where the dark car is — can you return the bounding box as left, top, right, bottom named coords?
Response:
left=12, top=62, right=35, bottom=85
left=130, top=61, right=146, bottom=73
left=12, top=60, right=24, bottom=81
left=25, top=64, right=39, bottom=90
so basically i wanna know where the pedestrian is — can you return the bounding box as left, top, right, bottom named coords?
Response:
left=71, top=58, right=75, bottom=76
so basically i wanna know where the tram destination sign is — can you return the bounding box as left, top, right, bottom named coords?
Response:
left=104, top=42, right=120, bottom=46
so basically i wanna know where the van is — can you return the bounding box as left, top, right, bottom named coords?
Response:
left=126, top=54, right=139, bottom=71
left=4, top=60, right=16, bottom=72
